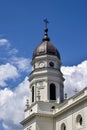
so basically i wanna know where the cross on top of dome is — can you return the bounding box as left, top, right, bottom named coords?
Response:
left=43, top=18, right=50, bottom=41
left=44, top=18, right=49, bottom=29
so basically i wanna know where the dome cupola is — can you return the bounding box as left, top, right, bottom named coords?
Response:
left=32, top=20, right=60, bottom=60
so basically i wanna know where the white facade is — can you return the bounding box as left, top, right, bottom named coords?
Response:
left=21, top=88, right=87, bottom=130
left=20, top=28, right=87, bottom=130
left=29, top=54, right=64, bottom=105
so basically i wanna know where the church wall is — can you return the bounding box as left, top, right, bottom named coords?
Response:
left=36, top=116, right=53, bottom=130
left=55, top=100, right=87, bottom=130
left=32, top=55, right=61, bottom=70
left=25, top=104, right=38, bottom=118
left=29, top=76, right=48, bottom=104
left=23, top=118, right=36, bottom=130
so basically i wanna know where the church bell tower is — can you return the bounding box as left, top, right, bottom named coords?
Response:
left=21, top=20, right=65, bottom=130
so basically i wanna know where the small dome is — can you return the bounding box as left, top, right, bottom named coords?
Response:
left=32, top=29, right=61, bottom=60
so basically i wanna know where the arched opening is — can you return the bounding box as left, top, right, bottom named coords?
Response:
left=32, top=86, right=34, bottom=102
left=50, top=83, right=56, bottom=100
left=61, top=123, right=66, bottom=130
left=76, top=114, right=83, bottom=128
left=80, top=117, right=82, bottom=125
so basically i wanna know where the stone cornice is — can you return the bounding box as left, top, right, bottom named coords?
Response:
left=29, top=67, right=64, bottom=82
left=54, top=92, right=87, bottom=117
left=20, top=113, right=53, bottom=126
left=21, top=85, right=87, bottom=126
left=31, top=55, right=61, bottom=65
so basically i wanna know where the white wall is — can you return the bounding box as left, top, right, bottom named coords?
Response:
left=36, top=116, right=53, bottom=130
left=55, top=101, right=87, bottom=130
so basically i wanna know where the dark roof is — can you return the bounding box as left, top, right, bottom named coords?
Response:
left=32, top=29, right=61, bottom=60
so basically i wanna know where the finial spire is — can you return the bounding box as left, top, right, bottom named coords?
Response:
left=44, top=18, right=49, bottom=29
left=43, top=18, right=50, bottom=41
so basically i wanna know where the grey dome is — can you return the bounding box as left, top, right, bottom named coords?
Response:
left=32, top=29, right=61, bottom=60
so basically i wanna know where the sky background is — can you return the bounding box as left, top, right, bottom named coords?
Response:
left=0, top=0, right=87, bottom=130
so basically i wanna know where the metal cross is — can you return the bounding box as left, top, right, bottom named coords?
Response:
left=44, top=18, right=49, bottom=28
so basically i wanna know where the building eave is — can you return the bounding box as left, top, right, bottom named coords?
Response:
left=54, top=94, right=87, bottom=117
left=20, top=113, right=53, bottom=126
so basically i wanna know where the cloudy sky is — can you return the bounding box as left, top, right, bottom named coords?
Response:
left=0, top=0, right=87, bottom=130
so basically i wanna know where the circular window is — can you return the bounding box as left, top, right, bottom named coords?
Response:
left=49, top=62, right=54, bottom=67
left=76, top=115, right=83, bottom=128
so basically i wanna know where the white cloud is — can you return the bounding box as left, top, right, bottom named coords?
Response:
left=0, top=63, right=19, bottom=87
left=0, top=38, right=31, bottom=73
left=61, top=60, right=87, bottom=97
left=0, top=39, right=10, bottom=47
left=10, top=57, right=31, bottom=72
left=0, top=38, right=19, bottom=61
left=0, top=37, right=31, bottom=129
left=8, top=48, right=18, bottom=55
left=0, top=77, right=29, bottom=130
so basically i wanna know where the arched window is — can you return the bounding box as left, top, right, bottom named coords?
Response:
left=50, top=83, right=56, bottom=100
left=32, top=86, right=34, bottom=102
left=61, top=123, right=66, bottom=130
left=76, top=114, right=83, bottom=128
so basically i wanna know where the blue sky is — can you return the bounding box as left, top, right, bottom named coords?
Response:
left=0, top=0, right=87, bottom=65
left=0, top=1, right=87, bottom=130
